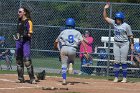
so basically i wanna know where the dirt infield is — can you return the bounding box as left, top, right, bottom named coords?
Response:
left=0, top=74, right=140, bottom=93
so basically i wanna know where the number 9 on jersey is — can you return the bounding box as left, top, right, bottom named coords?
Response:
left=68, top=35, right=74, bottom=43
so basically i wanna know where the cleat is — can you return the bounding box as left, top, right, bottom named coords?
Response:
left=113, top=77, right=119, bottom=83
left=68, top=63, right=73, bottom=74
left=16, top=79, right=25, bottom=83
left=30, top=79, right=37, bottom=84
left=121, top=78, right=127, bottom=83
left=62, top=79, right=67, bottom=85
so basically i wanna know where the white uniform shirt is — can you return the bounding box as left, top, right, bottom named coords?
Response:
left=57, top=29, right=83, bottom=48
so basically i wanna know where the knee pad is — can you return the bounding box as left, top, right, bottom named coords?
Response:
left=16, top=56, right=23, bottom=61
left=16, top=57, right=23, bottom=66
left=24, top=57, right=32, bottom=68
left=24, top=61, right=32, bottom=68
left=16, top=56, right=22, bottom=61
left=23, top=57, right=31, bottom=62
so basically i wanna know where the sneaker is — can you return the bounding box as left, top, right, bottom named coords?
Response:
left=113, top=77, right=119, bottom=83
left=62, top=79, right=67, bottom=85
left=121, top=78, right=127, bottom=83
left=30, top=79, right=37, bottom=84
left=68, top=63, right=73, bottom=74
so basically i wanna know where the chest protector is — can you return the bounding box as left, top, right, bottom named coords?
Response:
left=17, top=19, right=29, bottom=37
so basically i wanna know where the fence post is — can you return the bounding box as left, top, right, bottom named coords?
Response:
left=107, top=3, right=112, bottom=77
left=19, top=0, right=22, bottom=7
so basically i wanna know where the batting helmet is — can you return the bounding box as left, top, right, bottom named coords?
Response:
left=115, top=12, right=125, bottom=20
left=134, top=43, right=140, bottom=53
left=66, top=18, right=75, bottom=28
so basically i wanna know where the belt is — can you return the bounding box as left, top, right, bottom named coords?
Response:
left=62, top=45, right=77, bottom=49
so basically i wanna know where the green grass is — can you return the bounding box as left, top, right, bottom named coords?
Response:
left=1, top=56, right=98, bottom=70
left=28, top=57, right=96, bottom=70
left=1, top=57, right=83, bottom=70
left=0, top=70, right=17, bottom=74
left=32, top=57, right=61, bottom=69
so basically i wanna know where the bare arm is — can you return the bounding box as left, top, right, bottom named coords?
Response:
left=129, top=35, right=134, bottom=50
left=55, top=38, right=58, bottom=43
left=103, top=4, right=113, bottom=24
left=83, top=37, right=88, bottom=44
left=13, top=33, right=20, bottom=41
left=81, top=40, right=87, bottom=53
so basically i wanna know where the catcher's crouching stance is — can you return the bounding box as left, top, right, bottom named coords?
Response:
left=55, top=18, right=87, bottom=85
left=15, top=7, right=36, bottom=84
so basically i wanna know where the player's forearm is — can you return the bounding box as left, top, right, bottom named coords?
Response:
left=81, top=41, right=87, bottom=52
left=129, top=35, right=134, bottom=49
left=103, top=8, right=111, bottom=24
left=15, top=33, right=20, bottom=40
left=83, top=38, right=88, bottom=44
left=129, top=35, right=134, bottom=42
left=103, top=8, right=112, bottom=24
left=5, top=49, right=9, bottom=53
left=103, top=8, right=108, bottom=20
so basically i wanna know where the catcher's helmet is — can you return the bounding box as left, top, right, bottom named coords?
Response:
left=66, top=18, right=75, bottom=28
left=115, top=12, right=125, bottom=20
left=134, top=43, right=140, bottom=53
left=36, top=70, right=46, bottom=80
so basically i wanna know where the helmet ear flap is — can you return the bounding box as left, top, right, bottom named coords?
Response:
left=115, top=18, right=124, bottom=24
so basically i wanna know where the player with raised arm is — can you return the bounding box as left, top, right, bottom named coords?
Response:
left=103, top=3, right=134, bottom=83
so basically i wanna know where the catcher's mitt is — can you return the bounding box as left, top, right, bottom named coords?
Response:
left=36, top=70, right=46, bottom=80
left=54, top=41, right=58, bottom=50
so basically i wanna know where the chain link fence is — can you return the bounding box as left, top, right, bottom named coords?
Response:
left=0, top=0, right=140, bottom=78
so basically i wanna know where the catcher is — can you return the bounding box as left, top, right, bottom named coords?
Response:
left=14, top=7, right=36, bottom=84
